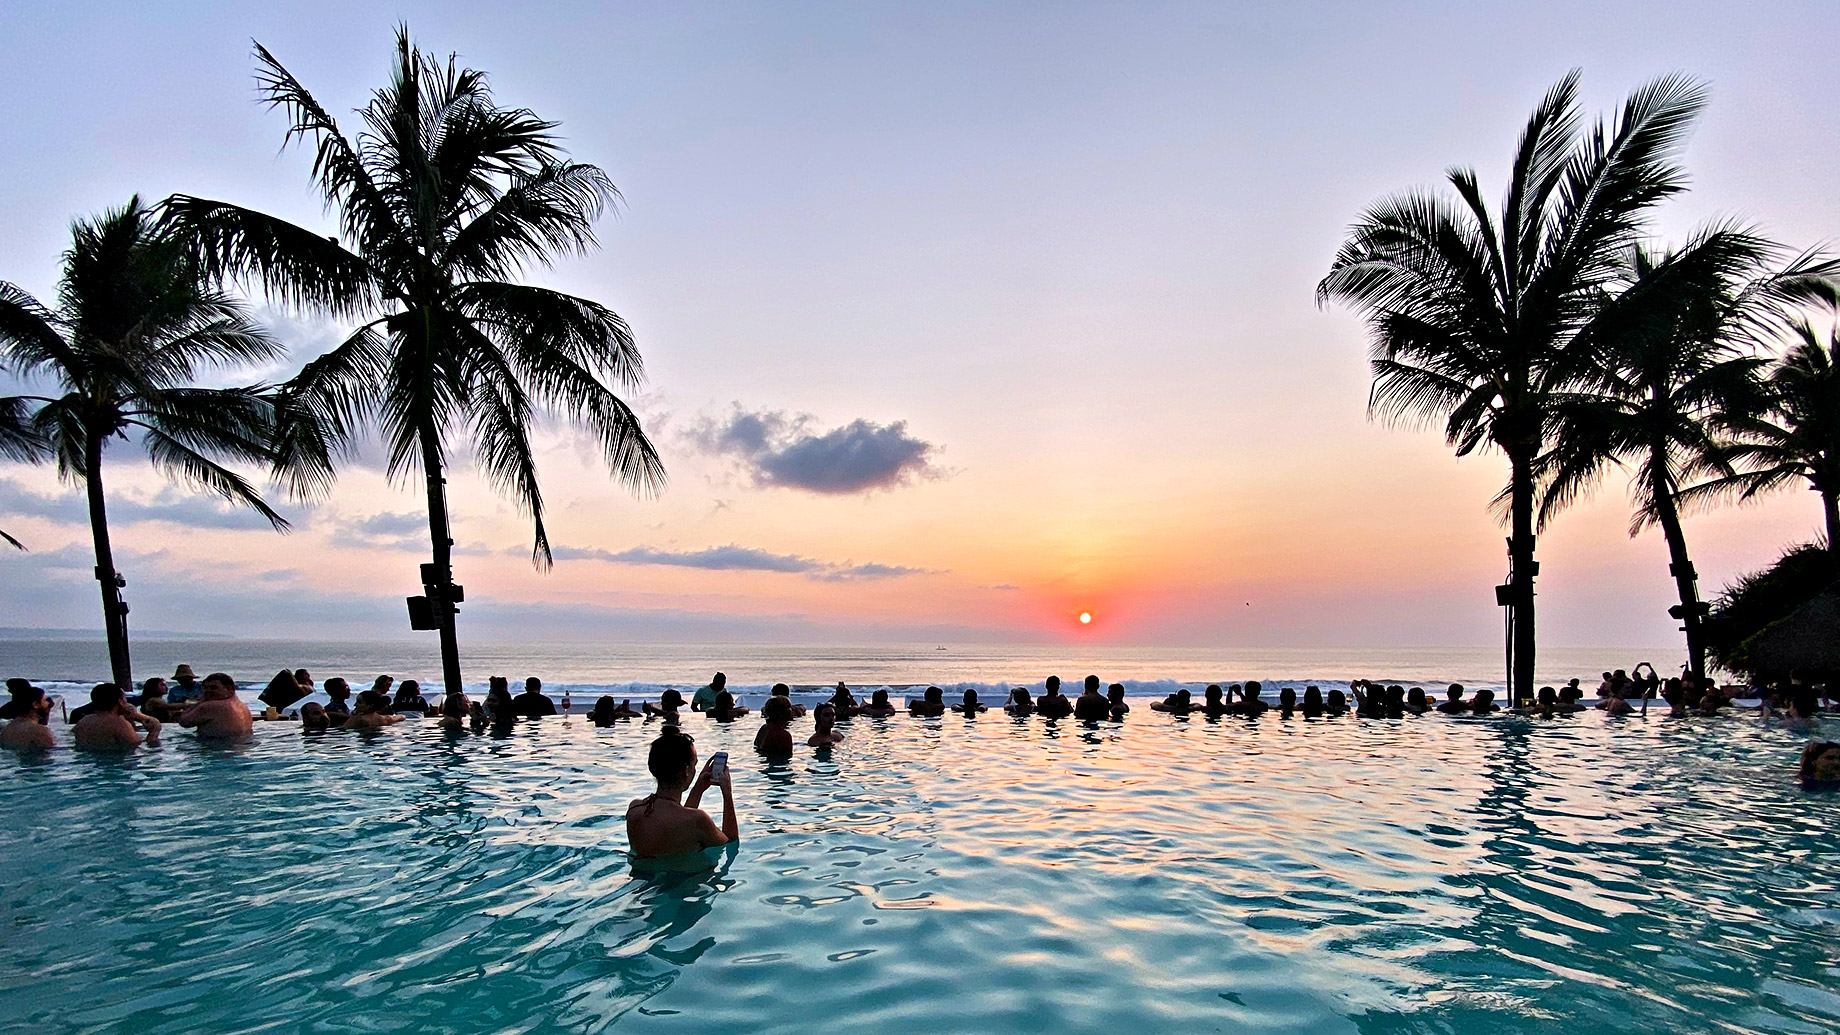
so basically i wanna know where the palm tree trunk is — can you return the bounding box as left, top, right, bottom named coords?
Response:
left=420, top=429, right=464, bottom=696
left=85, top=431, right=132, bottom=690
left=1509, top=448, right=1537, bottom=702
left=1823, top=489, right=1839, bottom=554
left=1648, top=464, right=1705, bottom=685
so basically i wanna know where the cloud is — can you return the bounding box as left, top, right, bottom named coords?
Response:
left=354, top=511, right=427, bottom=537
left=811, top=562, right=931, bottom=581
left=690, top=406, right=943, bottom=495
left=0, top=476, right=300, bottom=531
left=551, top=542, right=934, bottom=581
left=556, top=543, right=820, bottom=573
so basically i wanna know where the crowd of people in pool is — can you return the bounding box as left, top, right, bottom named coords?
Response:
left=3, top=663, right=1835, bottom=801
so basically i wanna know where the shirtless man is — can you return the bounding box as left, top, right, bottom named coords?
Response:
left=73, top=684, right=161, bottom=751
left=0, top=686, right=55, bottom=751
left=1073, top=675, right=1110, bottom=720
left=177, top=673, right=254, bottom=741
left=626, top=729, right=739, bottom=859
left=807, top=702, right=845, bottom=746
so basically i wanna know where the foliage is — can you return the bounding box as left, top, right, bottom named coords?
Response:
left=1703, top=542, right=1840, bottom=677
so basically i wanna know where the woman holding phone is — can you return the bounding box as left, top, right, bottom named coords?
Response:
left=627, top=729, right=739, bottom=858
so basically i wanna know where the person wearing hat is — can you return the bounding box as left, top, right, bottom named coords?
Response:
left=169, top=665, right=202, bottom=705
left=1, top=677, right=44, bottom=719
left=0, top=684, right=55, bottom=751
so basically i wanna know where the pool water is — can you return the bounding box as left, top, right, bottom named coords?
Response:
left=2, top=706, right=1836, bottom=1034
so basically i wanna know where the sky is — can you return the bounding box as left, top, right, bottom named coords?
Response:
left=1, top=1, right=1836, bottom=647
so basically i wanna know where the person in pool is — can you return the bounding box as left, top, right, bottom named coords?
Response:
left=436, top=692, right=470, bottom=730
left=1197, top=684, right=1230, bottom=718
left=1036, top=677, right=1072, bottom=719
left=909, top=686, right=947, bottom=717
left=1799, top=741, right=1840, bottom=789
left=1468, top=687, right=1499, bottom=715
left=1352, top=681, right=1386, bottom=718
left=484, top=677, right=516, bottom=724
left=590, top=696, right=637, bottom=726
left=645, top=688, right=686, bottom=719
left=1074, top=676, right=1109, bottom=720
left=829, top=682, right=860, bottom=717
left=1435, top=684, right=1469, bottom=714
left=0, top=685, right=55, bottom=751
left=1277, top=687, right=1297, bottom=718
left=1324, top=689, right=1349, bottom=716
left=168, top=664, right=203, bottom=705
left=1599, top=685, right=1634, bottom=716
left=808, top=702, right=845, bottom=746
left=1152, top=688, right=1194, bottom=713
left=1300, top=686, right=1323, bottom=718
left=300, top=702, right=331, bottom=733
left=393, top=680, right=430, bottom=715
left=73, top=684, right=161, bottom=751
left=1405, top=687, right=1431, bottom=715
left=1108, top=683, right=1130, bottom=720
left=953, top=689, right=988, bottom=715
left=709, top=689, right=750, bottom=722
left=860, top=689, right=898, bottom=717
left=754, top=696, right=795, bottom=755
left=627, top=729, right=738, bottom=859
left=1240, top=681, right=1271, bottom=717
left=324, top=678, right=354, bottom=723
left=691, top=672, right=727, bottom=713
left=136, top=677, right=178, bottom=721
left=514, top=677, right=557, bottom=718
left=345, top=690, right=403, bottom=731
left=1004, top=688, right=1034, bottom=716
left=768, top=683, right=808, bottom=718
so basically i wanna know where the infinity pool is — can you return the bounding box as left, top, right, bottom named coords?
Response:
left=2, top=707, right=1835, bottom=1034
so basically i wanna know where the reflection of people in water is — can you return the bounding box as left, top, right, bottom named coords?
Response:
left=627, top=729, right=738, bottom=858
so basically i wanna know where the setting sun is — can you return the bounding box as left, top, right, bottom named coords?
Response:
left=1079, top=612, right=1092, bottom=625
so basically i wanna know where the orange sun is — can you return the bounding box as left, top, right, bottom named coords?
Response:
left=1078, top=612, right=1093, bottom=625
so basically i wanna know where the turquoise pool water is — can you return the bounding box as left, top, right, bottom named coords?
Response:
left=2, top=707, right=1835, bottom=1034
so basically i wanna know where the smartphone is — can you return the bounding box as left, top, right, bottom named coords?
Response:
left=710, top=751, right=728, bottom=781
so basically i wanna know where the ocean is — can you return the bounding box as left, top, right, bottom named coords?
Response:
left=0, top=637, right=1688, bottom=701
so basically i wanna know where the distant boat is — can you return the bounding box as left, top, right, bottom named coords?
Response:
left=936, top=646, right=947, bottom=651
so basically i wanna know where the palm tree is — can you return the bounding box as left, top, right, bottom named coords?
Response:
left=166, top=29, right=664, bottom=695
left=1692, top=320, right=1840, bottom=552
left=0, top=398, right=48, bottom=549
left=1318, top=71, right=1707, bottom=700
left=1535, top=229, right=1839, bottom=683
left=0, top=197, right=290, bottom=688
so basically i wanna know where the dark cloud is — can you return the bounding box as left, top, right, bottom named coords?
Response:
left=551, top=542, right=933, bottom=581
left=0, top=476, right=300, bottom=531
left=691, top=407, right=942, bottom=495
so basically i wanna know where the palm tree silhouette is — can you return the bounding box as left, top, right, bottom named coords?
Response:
left=167, top=29, right=665, bottom=694
left=1692, top=320, right=1840, bottom=553
left=1319, top=71, right=1706, bottom=699
left=0, top=197, right=291, bottom=688
left=1537, top=228, right=1838, bottom=682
